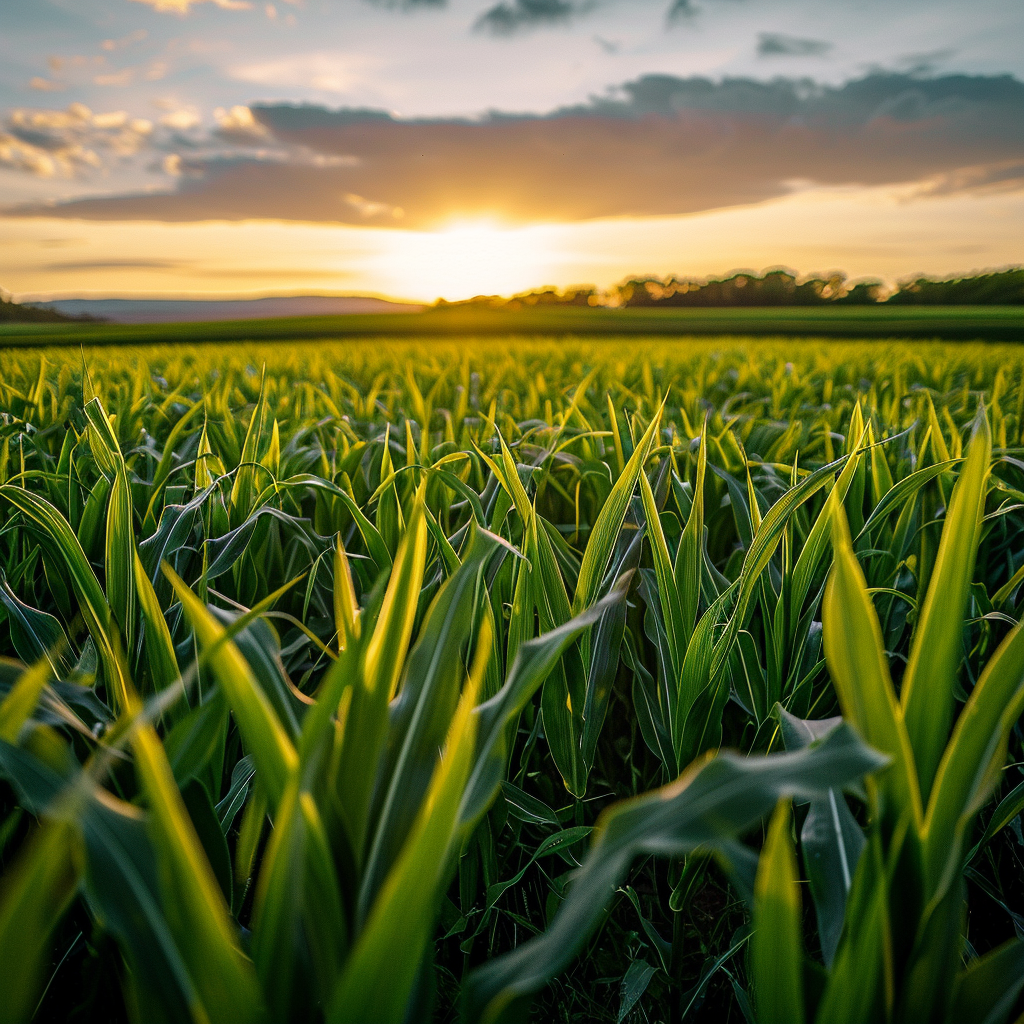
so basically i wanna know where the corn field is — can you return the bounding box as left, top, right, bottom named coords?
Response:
left=1, top=336, right=1023, bottom=1024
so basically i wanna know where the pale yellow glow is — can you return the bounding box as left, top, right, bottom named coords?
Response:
left=3, top=183, right=1023, bottom=303
left=367, top=218, right=573, bottom=301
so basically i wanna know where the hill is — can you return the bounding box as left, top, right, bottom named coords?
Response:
left=37, top=295, right=424, bottom=324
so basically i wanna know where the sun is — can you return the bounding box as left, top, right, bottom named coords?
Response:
left=375, top=217, right=562, bottom=302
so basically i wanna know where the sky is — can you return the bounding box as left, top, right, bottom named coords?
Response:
left=1, top=0, right=1022, bottom=301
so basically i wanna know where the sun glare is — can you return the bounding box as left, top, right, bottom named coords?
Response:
left=374, top=218, right=561, bottom=302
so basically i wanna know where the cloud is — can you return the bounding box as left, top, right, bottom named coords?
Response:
left=892, top=49, right=956, bottom=77
left=128, top=0, right=251, bottom=13
left=666, top=0, right=698, bottom=20
left=160, top=109, right=201, bottom=130
left=42, top=258, right=189, bottom=271
left=101, top=30, right=148, bottom=51
left=757, top=33, right=832, bottom=58
left=29, top=78, right=65, bottom=92
left=363, top=0, right=447, bottom=9
left=475, top=0, right=578, bottom=35
left=214, top=104, right=271, bottom=143
left=9, top=72, right=1024, bottom=227
left=345, top=193, right=405, bottom=219
left=909, top=158, right=1024, bottom=198
left=1, top=103, right=153, bottom=178
left=229, top=53, right=372, bottom=94
left=95, top=69, right=136, bottom=87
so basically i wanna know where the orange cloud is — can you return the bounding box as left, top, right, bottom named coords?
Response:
left=128, top=0, right=251, bottom=13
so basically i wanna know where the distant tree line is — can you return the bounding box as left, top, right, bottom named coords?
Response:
left=0, top=290, right=87, bottom=323
left=436, top=285, right=600, bottom=311
left=886, top=268, right=1024, bottom=305
left=437, top=267, right=1024, bottom=310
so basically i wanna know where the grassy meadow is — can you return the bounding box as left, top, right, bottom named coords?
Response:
left=1, top=334, right=1024, bottom=1023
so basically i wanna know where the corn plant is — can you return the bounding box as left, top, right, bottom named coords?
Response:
left=0, top=339, right=1022, bottom=1023
left=748, top=411, right=1024, bottom=1024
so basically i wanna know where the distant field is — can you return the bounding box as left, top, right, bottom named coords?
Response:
left=1, top=303, right=1021, bottom=346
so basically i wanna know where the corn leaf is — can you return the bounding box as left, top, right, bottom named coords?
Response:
left=902, top=409, right=990, bottom=801
left=751, top=800, right=805, bottom=1024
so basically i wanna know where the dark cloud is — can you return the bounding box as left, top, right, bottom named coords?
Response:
left=10, top=72, right=1024, bottom=228
left=475, top=0, right=578, bottom=35
left=363, top=0, right=447, bottom=9
left=41, top=258, right=189, bottom=271
left=757, top=33, right=832, bottom=58
left=910, top=158, right=1024, bottom=198
left=666, top=0, right=699, bottom=21
left=892, top=49, right=956, bottom=76
left=666, top=0, right=743, bottom=23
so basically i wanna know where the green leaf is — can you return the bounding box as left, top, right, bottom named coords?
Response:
left=130, top=714, right=266, bottom=1024
left=676, top=422, right=707, bottom=644
left=180, top=778, right=232, bottom=905
left=902, top=408, right=991, bottom=802
left=0, top=486, right=128, bottom=711
left=83, top=397, right=138, bottom=657
left=329, top=620, right=487, bottom=1024
left=251, top=780, right=347, bottom=1019
left=973, top=778, right=1024, bottom=854
left=358, top=530, right=497, bottom=923
left=775, top=707, right=864, bottom=969
left=710, top=450, right=855, bottom=684
left=164, top=564, right=299, bottom=808
left=459, top=576, right=631, bottom=834
left=164, top=693, right=229, bottom=789
left=229, top=367, right=271, bottom=526
left=573, top=404, right=662, bottom=616
left=814, top=832, right=893, bottom=1024
left=79, top=793, right=201, bottom=1024
left=463, top=720, right=885, bottom=1023
left=0, top=659, right=53, bottom=745
left=925, top=612, right=1024, bottom=895
left=534, top=514, right=588, bottom=797
left=947, top=939, right=1024, bottom=1024
left=823, top=507, right=921, bottom=835
left=751, top=800, right=805, bottom=1024
left=639, top=468, right=685, bottom=682
left=0, top=572, right=74, bottom=676
left=0, top=819, right=80, bottom=1024
left=484, top=825, right=592, bottom=911
left=789, top=433, right=863, bottom=622
left=856, top=460, right=958, bottom=540
left=334, top=492, right=428, bottom=854
left=618, top=959, right=657, bottom=1023
left=134, top=549, right=179, bottom=693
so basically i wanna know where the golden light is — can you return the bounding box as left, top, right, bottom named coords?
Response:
left=369, top=217, right=567, bottom=301
left=4, top=184, right=1024, bottom=303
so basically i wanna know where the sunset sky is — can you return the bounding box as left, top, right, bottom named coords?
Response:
left=1, top=0, right=1022, bottom=301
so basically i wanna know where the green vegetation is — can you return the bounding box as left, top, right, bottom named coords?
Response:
left=441, top=267, right=1024, bottom=310
left=0, top=292, right=84, bottom=325
left=0, top=303, right=1021, bottom=348
left=1, top=336, right=1024, bottom=1023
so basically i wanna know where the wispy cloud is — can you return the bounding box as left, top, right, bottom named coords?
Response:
left=229, top=52, right=375, bottom=94
left=28, top=78, right=65, bottom=93
left=475, top=0, right=579, bottom=36
left=757, top=33, right=832, bottom=58
left=41, top=258, right=188, bottom=271
left=101, top=30, right=149, bottom=52
left=128, top=0, right=252, bottom=14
